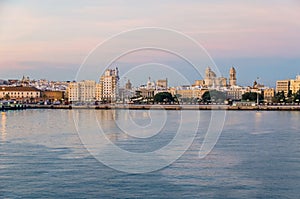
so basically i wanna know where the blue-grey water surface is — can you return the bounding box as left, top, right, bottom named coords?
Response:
left=0, top=109, right=300, bottom=198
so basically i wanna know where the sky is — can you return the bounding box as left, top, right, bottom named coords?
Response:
left=0, top=0, right=300, bottom=87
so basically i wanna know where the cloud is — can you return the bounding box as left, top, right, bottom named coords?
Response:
left=0, top=0, right=299, bottom=81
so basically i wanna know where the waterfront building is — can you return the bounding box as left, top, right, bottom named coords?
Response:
left=263, top=88, right=275, bottom=103
left=139, top=88, right=155, bottom=99
left=226, top=86, right=248, bottom=100
left=276, top=80, right=290, bottom=97
left=67, top=82, right=79, bottom=102
left=290, top=75, right=300, bottom=94
left=42, top=91, right=65, bottom=103
left=174, top=86, right=207, bottom=99
left=67, top=80, right=96, bottom=102
left=0, top=86, right=41, bottom=101
left=95, top=83, right=102, bottom=102
left=98, top=68, right=119, bottom=102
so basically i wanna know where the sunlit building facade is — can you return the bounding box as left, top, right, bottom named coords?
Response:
left=276, top=80, right=290, bottom=97
left=291, top=75, right=300, bottom=94
left=0, top=86, right=41, bottom=100
left=98, top=68, right=119, bottom=102
left=67, top=80, right=96, bottom=102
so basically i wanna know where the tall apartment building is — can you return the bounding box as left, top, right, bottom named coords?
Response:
left=276, top=80, right=290, bottom=97
left=67, top=80, right=96, bottom=102
left=291, top=75, right=300, bottom=94
left=98, top=68, right=119, bottom=102
left=67, top=68, right=119, bottom=103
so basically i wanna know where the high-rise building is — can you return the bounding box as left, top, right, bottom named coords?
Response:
left=98, top=68, right=119, bottom=102
left=229, top=67, right=237, bottom=86
left=290, top=75, right=300, bottom=94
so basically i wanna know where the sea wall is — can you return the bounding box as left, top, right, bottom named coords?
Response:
left=25, top=104, right=300, bottom=111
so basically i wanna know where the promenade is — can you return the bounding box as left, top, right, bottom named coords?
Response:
left=25, top=104, right=300, bottom=111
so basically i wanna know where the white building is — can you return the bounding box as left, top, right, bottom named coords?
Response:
left=67, top=80, right=96, bottom=102
left=98, top=68, right=119, bottom=102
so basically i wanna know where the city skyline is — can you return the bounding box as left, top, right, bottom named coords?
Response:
left=1, top=1, right=300, bottom=87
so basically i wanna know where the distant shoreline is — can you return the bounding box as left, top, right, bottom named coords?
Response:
left=24, top=104, right=300, bottom=111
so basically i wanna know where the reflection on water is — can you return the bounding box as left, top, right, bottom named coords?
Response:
left=1, top=112, right=7, bottom=141
left=0, top=110, right=300, bottom=198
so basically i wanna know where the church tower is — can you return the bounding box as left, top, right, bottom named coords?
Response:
left=205, top=67, right=216, bottom=87
left=229, top=67, right=237, bottom=86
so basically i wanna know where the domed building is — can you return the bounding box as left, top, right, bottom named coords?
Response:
left=204, top=67, right=227, bottom=88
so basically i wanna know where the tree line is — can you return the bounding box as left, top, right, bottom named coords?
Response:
left=131, top=89, right=300, bottom=104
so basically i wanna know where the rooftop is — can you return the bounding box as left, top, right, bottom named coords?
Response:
left=0, top=86, right=41, bottom=92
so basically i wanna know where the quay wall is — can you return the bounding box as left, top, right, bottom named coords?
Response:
left=24, top=104, right=300, bottom=111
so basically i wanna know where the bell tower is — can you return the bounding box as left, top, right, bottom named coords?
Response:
left=229, top=67, right=237, bottom=86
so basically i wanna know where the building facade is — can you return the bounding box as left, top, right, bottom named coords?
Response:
left=42, top=91, right=65, bottom=102
left=98, top=68, right=119, bottom=102
left=276, top=80, right=290, bottom=97
left=204, top=67, right=217, bottom=87
left=156, top=79, right=168, bottom=90
left=226, top=86, right=248, bottom=100
left=67, top=80, right=96, bottom=102
left=203, top=67, right=237, bottom=88
left=174, top=87, right=208, bottom=99
left=263, top=88, right=275, bottom=103
left=0, top=86, right=41, bottom=101
left=66, top=68, right=119, bottom=103
left=291, top=75, right=300, bottom=94
left=192, top=80, right=205, bottom=87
